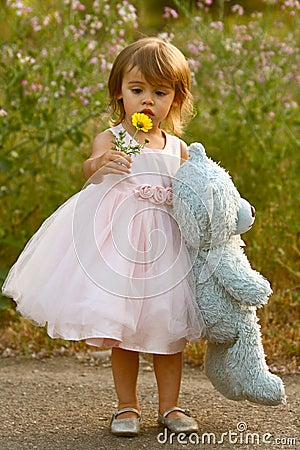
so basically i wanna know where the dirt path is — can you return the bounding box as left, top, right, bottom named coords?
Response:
left=0, top=354, right=299, bottom=450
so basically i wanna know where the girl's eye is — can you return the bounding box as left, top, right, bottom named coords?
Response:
left=156, top=91, right=166, bottom=96
left=132, top=88, right=142, bottom=94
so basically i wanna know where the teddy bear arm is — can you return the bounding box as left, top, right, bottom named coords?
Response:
left=209, top=243, right=272, bottom=307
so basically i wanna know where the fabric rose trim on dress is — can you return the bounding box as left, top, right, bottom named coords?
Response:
left=133, top=184, right=173, bottom=206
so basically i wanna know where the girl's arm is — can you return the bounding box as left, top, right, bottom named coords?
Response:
left=83, top=130, right=132, bottom=183
left=180, top=139, right=189, bottom=165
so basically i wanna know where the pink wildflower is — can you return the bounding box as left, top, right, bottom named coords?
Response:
left=232, top=4, right=244, bottom=15
left=81, top=98, right=89, bottom=106
left=163, top=7, right=179, bottom=19
left=89, top=57, right=98, bottom=65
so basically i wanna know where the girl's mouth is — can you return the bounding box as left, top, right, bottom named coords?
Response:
left=141, top=109, right=154, bottom=118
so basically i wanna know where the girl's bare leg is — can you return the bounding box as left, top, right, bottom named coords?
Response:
left=111, top=347, right=140, bottom=419
left=153, top=352, right=187, bottom=418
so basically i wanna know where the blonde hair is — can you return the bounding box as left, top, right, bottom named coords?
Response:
left=108, top=37, right=193, bottom=135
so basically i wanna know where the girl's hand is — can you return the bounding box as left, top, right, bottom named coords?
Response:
left=89, top=149, right=132, bottom=175
left=83, top=131, right=132, bottom=182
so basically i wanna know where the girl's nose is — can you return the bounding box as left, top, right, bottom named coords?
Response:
left=142, top=96, right=154, bottom=105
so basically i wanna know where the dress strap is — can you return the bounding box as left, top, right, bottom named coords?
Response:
left=108, top=124, right=123, bottom=138
left=109, top=124, right=136, bottom=147
left=163, top=133, right=182, bottom=159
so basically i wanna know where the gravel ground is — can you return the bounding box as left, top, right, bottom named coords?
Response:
left=0, top=354, right=299, bottom=450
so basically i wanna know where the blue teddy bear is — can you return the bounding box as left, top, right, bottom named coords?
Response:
left=172, top=142, right=286, bottom=406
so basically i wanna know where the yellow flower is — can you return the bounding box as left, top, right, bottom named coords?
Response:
left=113, top=113, right=152, bottom=156
left=131, top=112, right=153, bottom=132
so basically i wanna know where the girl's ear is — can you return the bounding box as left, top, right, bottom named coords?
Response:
left=172, top=93, right=180, bottom=108
left=171, top=99, right=179, bottom=110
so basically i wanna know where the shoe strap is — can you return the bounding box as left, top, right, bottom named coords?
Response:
left=112, top=407, right=141, bottom=419
left=161, top=407, right=190, bottom=418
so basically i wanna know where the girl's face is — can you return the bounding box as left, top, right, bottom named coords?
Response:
left=119, top=66, right=176, bottom=131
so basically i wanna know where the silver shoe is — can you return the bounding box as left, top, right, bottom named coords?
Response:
left=158, top=407, right=198, bottom=434
left=110, top=407, right=141, bottom=437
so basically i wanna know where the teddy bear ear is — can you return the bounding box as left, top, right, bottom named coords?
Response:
left=233, top=198, right=256, bottom=235
left=188, top=142, right=207, bottom=161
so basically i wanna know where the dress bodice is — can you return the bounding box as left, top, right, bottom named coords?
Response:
left=108, top=124, right=182, bottom=186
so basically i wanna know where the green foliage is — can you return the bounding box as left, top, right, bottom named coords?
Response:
left=173, top=5, right=300, bottom=285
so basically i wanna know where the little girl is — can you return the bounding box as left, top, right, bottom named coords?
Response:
left=2, top=37, right=205, bottom=436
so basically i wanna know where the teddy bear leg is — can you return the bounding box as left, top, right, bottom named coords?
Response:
left=205, top=337, right=286, bottom=405
left=224, top=325, right=286, bottom=405
left=204, top=341, right=245, bottom=401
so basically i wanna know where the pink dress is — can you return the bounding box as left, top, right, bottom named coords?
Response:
left=2, top=124, right=205, bottom=354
